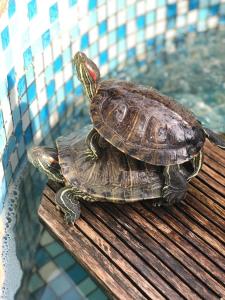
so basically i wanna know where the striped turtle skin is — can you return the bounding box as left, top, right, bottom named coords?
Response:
left=56, top=125, right=166, bottom=203
left=74, top=52, right=206, bottom=166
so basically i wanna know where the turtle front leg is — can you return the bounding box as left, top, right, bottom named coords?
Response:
left=203, top=127, right=225, bottom=149
left=85, top=128, right=103, bottom=160
left=162, top=165, right=188, bottom=206
left=55, top=187, right=81, bottom=224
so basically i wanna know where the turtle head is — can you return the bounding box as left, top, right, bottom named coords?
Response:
left=74, top=52, right=100, bottom=101
left=27, top=146, right=64, bottom=183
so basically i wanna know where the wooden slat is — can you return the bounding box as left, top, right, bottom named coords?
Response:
left=38, top=141, right=225, bottom=300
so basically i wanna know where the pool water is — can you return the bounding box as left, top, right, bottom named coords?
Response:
left=12, top=28, right=225, bottom=299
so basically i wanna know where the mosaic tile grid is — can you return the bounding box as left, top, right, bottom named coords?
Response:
left=0, top=0, right=225, bottom=212
left=26, top=229, right=108, bottom=300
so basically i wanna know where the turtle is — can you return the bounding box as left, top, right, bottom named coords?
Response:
left=27, top=125, right=201, bottom=224
left=73, top=51, right=225, bottom=205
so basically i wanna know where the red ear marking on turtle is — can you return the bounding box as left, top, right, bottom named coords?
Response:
left=85, top=62, right=98, bottom=82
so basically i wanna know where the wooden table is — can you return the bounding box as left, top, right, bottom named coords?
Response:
left=39, top=141, right=225, bottom=300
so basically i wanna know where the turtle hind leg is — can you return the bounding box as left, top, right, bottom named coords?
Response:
left=27, top=146, right=64, bottom=183
left=162, top=165, right=188, bottom=206
left=85, top=128, right=103, bottom=160
left=55, top=187, right=81, bottom=224
left=203, top=127, right=225, bottom=149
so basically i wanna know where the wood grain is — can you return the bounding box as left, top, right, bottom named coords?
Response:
left=39, top=141, right=225, bottom=300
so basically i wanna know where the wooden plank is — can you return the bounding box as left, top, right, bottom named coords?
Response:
left=38, top=141, right=225, bottom=300
left=40, top=194, right=147, bottom=300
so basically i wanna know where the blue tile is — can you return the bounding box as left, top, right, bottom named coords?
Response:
left=88, top=0, right=97, bottom=10
left=8, top=135, right=16, bottom=156
left=99, top=20, right=107, bottom=36
left=99, top=50, right=108, bottom=65
left=31, top=115, right=40, bottom=134
left=146, top=11, right=155, bottom=24
left=36, top=248, right=50, bottom=268
left=40, top=105, right=49, bottom=122
left=1, top=26, right=10, bottom=50
left=46, top=80, right=55, bottom=99
left=117, top=24, right=126, bottom=39
left=88, top=288, right=107, bottom=300
left=63, top=289, right=83, bottom=300
left=167, top=17, right=176, bottom=29
left=55, top=252, right=75, bottom=269
left=27, top=0, right=37, bottom=20
left=199, top=8, right=208, bottom=20
left=42, top=30, right=51, bottom=49
left=2, top=147, right=9, bottom=169
left=136, top=15, right=145, bottom=29
left=189, top=0, right=199, bottom=10
left=49, top=3, right=59, bottom=23
left=63, top=47, right=71, bottom=64
left=48, top=96, right=57, bottom=113
left=68, top=264, right=87, bottom=284
left=27, top=82, right=36, bottom=103
left=15, top=121, right=23, bottom=141
left=17, top=137, right=25, bottom=159
left=26, top=66, right=35, bottom=86
left=8, top=0, right=16, bottom=18
left=210, top=4, right=219, bottom=16
left=23, top=47, right=33, bottom=68
left=7, top=68, right=16, bottom=91
left=45, top=65, right=53, bottom=82
left=12, top=106, right=21, bottom=127
left=24, top=125, right=33, bottom=145
left=64, top=79, right=73, bottom=95
left=127, top=47, right=136, bottom=58
left=34, top=287, right=56, bottom=300
left=0, top=127, right=6, bottom=154
left=20, top=94, right=28, bottom=115
left=17, top=75, right=26, bottom=97
left=58, top=102, right=66, bottom=117
left=167, top=4, right=177, bottom=18
left=75, top=84, right=83, bottom=96
left=53, top=55, right=63, bottom=72
left=69, top=0, right=77, bottom=7
left=81, top=33, right=89, bottom=50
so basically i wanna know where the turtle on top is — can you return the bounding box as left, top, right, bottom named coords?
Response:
left=28, top=51, right=225, bottom=224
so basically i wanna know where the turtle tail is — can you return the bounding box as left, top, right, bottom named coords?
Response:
left=27, top=146, right=64, bottom=183
left=203, top=127, right=225, bottom=149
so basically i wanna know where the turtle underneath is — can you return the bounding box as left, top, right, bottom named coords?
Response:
left=28, top=126, right=201, bottom=224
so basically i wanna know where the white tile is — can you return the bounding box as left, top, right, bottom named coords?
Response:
left=108, top=15, right=117, bottom=31
left=188, top=10, right=198, bottom=24
left=97, top=4, right=107, bottom=22
left=89, top=26, right=98, bottom=44
left=126, top=20, right=136, bottom=34
left=29, top=100, right=39, bottom=119
left=157, top=7, right=166, bottom=21
left=33, top=53, right=44, bottom=76
left=55, top=72, right=64, bottom=90
left=33, top=129, right=43, bottom=145
left=137, top=1, right=146, bottom=15
left=36, top=72, right=45, bottom=93
left=10, top=150, right=18, bottom=173
left=99, top=36, right=108, bottom=52
left=43, top=47, right=53, bottom=67
left=63, top=64, right=73, bottom=81
left=22, top=110, right=30, bottom=131
left=117, top=10, right=126, bottom=26
left=49, top=110, right=59, bottom=128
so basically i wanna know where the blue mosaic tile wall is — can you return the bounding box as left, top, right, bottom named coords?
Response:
left=0, top=0, right=225, bottom=212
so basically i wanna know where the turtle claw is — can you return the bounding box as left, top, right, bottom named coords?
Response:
left=162, top=185, right=187, bottom=206
left=64, top=212, right=76, bottom=225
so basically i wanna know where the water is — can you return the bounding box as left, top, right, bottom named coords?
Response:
left=2, top=28, right=225, bottom=299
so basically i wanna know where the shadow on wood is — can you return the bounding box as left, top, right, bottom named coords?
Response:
left=38, top=140, right=225, bottom=300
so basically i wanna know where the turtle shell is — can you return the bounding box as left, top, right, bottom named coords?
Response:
left=56, top=125, right=165, bottom=203
left=90, top=80, right=205, bottom=166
